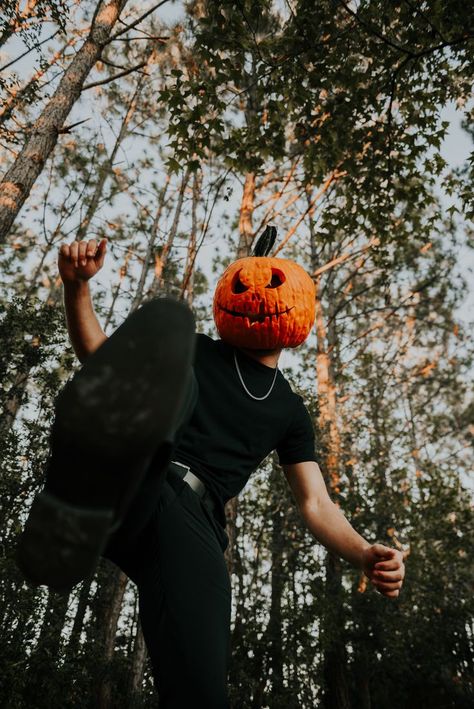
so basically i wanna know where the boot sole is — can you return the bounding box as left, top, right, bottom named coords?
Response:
left=17, top=297, right=195, bottom=591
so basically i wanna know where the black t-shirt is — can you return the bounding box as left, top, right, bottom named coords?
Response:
left=173, top=334, right=317, bottom=519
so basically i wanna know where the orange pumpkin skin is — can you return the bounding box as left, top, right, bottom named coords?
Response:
left=213, top=256, right=316, bottom=349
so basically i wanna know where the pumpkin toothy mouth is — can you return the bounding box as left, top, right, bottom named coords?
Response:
left=219, top=305, right=294, bottom=324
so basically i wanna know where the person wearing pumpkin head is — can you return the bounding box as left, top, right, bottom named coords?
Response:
left=17, top=226, right=405, bottom=708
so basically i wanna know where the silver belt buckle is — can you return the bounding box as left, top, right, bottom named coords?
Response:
left=171, top=460, right=206, bottom=498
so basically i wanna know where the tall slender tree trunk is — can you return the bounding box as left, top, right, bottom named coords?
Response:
left=94, top=563, right=128, bottom=709
left=36, top=589, right=70, bottom=655
left=268, top=463, right=285, bottom=707
left=0, top=0, right=129, bottom=243
left=129, top=178, right=170, bottom=312
left=183, top=170, right=201, bottom=305
left=127, top=622, right=147, bottom=708
left=353, top=642, right=372, bottom=709
left=66, top=575, right=94, bottom=659
left=314, top=278, right=351, bottom=709
left=150, top=168, right=191, bottom=295
left=23, top=590, right=70, bottom=702
left=237, top=172, right=256, bottom=258
left=314, top=276, right=341, bottom=491
left=103, top=248, right=133, bottom=328
left=309, top=198, right=351, bottom=709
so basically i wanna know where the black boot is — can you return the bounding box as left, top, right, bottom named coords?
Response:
left=17, top=297, right=195, bottom=592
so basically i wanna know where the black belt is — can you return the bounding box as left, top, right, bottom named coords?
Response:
left=169, top=460, right=216, bottom=516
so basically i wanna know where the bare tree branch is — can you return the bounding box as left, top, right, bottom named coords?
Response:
left=0, top=29, right=60, bottom=72
left=108, top=0, right=170, bottom=42
left=82, top=60, right=148, bottom=90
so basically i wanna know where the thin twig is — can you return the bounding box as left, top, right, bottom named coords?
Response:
left=0, top=29, right=60, bottom=72
left=108, top=0, right=170, bottom=42
left=111, top=35, right=168, bottom=42
left=313, top=238, right=380, bottom=279
left=58, top=118, right=90, bottom=134
left=82, top=61, right=148, bottom=90
left=272, top=171, right=345, bottom=256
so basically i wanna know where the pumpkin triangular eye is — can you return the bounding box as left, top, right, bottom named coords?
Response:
left=266, top=269, right=285, bottom=288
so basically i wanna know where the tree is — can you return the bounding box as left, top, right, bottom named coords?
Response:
left=0, top=0, right=130, bottom=243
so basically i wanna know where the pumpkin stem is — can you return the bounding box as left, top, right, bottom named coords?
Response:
left=253, top=225, right=277, bottom=257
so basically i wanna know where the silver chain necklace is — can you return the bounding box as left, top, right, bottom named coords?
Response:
left=233, top=350, right=279, bottom=401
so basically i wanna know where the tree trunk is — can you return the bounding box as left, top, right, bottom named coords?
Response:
left=129, top=178, right=170, bottom=312
left=312, top=248, right=351, bottom=708
left=314, top=286, right=351, bottom=708
left=93, top=562, right=128, bottom=709
left=237, top=172, right=256, bottom=258
left=183, top=170, right=201, bottom=305
left=0, top=0, right=129, bottom=243
left=3, top=44, right=152, bottom=422
left=23, top=590, right=70, bottom=702
left=353, top=644, right=372, bottom=709
left=322, top=553, right=351, bottom=709
left=314, top=275, right=341, bottom=492
left=268, top=464, right=285, bottom=708
left=66, top=575, right=94, bottom=659
left=127, top=623, right=147, bottom=708
left=103, top=248, right=133, bottom=328
left=36, top=589, right=70, bottom=656
left=149, top=167, right=191, bottom=295
left=224, top=496, right=238, bottom=577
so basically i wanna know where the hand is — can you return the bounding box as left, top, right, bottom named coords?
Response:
left=361, top=543, right=405, bottom=599
left=58, top=238, right=107, bottom=283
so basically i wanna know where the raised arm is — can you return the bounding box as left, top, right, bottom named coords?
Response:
left=58, top=239, right=108, bottom=363
left=283, top=460, right=406, bottom=598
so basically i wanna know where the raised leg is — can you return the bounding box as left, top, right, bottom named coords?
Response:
left=104, top=369, right=199, bottom=558
left=17, top=297, right=196, bottom=591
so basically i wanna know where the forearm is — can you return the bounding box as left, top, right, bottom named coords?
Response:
left=301, top=497, right=370, bottom=569
left=63, top=281, right=107, bottom=363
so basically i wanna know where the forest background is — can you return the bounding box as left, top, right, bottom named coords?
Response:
left=0, top=1, right=473, bottom=708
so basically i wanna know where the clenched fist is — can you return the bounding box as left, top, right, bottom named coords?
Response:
left=58, top=238, right=107, bottom=283
left=362, top=543, right=406, bottom=599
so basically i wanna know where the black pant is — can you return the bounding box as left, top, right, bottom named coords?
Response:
left=104, top=370, right=232, bottom=708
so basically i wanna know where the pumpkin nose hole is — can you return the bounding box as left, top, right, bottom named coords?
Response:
left=266, top=269, right=285, bottom=289
left=231, top=270, right=249, bottom=294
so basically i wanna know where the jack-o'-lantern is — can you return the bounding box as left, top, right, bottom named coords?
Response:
left=213, top=226, right=316, bottom=349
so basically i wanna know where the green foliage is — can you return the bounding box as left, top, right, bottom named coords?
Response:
left=0, top=0, right=70, bottom=121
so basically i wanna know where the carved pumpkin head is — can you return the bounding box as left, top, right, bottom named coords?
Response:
left=213, top=226, right=315, bottom=350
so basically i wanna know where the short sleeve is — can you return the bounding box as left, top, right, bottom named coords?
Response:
left=276, top=395, right=317, bottom=465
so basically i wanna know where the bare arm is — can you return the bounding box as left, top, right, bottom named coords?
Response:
left=59, top=239, right=108, bottom=363
left=283, top=460, right=370, bottom=567
left=283, top=461, right=405, bottom=598
left=63, top=280, right=107, bottom=363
